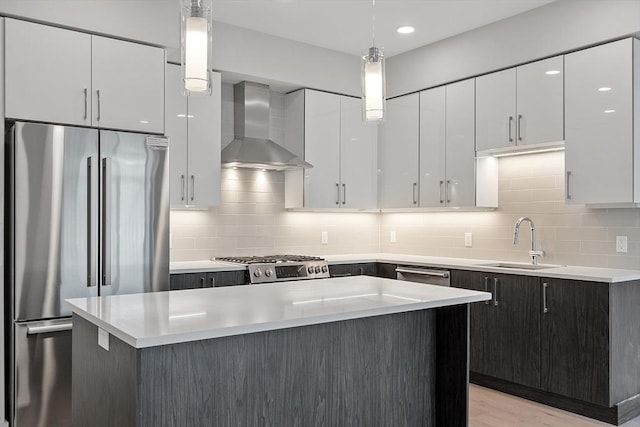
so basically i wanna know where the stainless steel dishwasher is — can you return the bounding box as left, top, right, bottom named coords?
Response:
left=395, top=266, right=451, bottom=286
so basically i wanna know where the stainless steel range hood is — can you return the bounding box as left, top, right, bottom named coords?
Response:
left=221, top=81, right=312, bottom=170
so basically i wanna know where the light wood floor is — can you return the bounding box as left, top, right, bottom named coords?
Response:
left=470, top=385, right=640, bottom=427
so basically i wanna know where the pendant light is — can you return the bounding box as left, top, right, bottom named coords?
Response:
left=362, top=0, right=386, bottom=122
left=181, top=0, right=213, bottom=95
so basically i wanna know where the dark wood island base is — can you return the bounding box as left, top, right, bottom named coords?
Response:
left=72, top=305, right=470, bottom=427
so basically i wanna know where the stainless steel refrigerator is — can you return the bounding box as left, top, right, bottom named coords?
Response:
left=6, top=121, right=169, bottom=427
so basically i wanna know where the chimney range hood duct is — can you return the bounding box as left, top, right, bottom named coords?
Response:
left=221, top=81, right=312, bottom=171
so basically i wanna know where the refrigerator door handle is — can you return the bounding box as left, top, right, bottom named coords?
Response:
left=26, top=322, right=73, bottom=335
left=102, top=157, right=112, bottom=286
left=87, top=157, right=97, bottom=287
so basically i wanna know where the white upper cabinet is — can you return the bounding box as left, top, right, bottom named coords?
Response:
left=476, top=56, right=564, bottom=153
left=5, top=19, right=92, bottom=126
left=303, top=90, right=341, bottom=208
left=516, top=56, right=564, bottom=146
left=284, top=89, right=377, bottom=210
left=166, top=64, right=221, bottom=207
left=476, top=69, right=516, bottom=152
left=339, top=96, right=378, bottom=209
left=92, top=36, right=165, bottom=134
left=565, top=38, right=639, bottom=206
left=381, top=93, right=420, bottom=208
left=419, top=80, right=479, bottom=208
left=445, top=79, right=477, bottom=207
left=4, top=19, right=165, bottom=134
left=419, top=87, right=446, bottom=207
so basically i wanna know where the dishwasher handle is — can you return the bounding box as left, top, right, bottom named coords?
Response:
left=395, top=267, right=450, bottom=278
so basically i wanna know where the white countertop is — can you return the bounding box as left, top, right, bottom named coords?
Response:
left=66, top=276, right=490, bottom=349
left=170, top=253, right=640, bottom=283
left=169, top=260, right=246, bottom=273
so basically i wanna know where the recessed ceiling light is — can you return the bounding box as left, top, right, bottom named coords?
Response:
left=545, top=70, right=560, bottom=75
left=397, top=26, right=415, bottom=34
left=598, top=87, right=612, bottom=92
left=604, top=109, right=616, bottom=113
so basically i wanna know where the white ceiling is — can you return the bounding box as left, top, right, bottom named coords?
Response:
left=212, top=0, right=556, bottom=58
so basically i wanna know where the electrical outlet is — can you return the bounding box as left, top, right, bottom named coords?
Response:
left=616, top=235, right=628, bottom=253
left=169, top=233, right=173, bottom=249
left=390, top=231, right=397, bottom=243
left=464, top=232, right=473, bottom=247
left=321, top=231, right=328, bottom=245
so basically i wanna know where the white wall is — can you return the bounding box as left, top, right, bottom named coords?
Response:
left=387, top=0, right=640, bottom=97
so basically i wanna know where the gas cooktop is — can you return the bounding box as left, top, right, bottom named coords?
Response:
left=215, top=255, right=330, bottom=284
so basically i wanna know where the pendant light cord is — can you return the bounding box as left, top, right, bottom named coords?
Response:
left=372, top=0, right=376, bottom=46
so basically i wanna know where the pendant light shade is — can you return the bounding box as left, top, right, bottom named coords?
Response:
left=362, top=46, right=386, bottom=121
left=181, top=0, right=213, bottom=95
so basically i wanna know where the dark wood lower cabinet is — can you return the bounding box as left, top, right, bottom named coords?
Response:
left=452, top=270, right=540, bottom=389
left=329, top=262, right=377, bottom=278
left=170, top=271, right=246, bottom=290
left=453, top=268, right=640, bottom=425
left=541, top=278, right=609, bottom=406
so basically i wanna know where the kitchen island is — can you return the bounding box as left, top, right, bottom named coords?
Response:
left=67, top=276, right=490, bottom=427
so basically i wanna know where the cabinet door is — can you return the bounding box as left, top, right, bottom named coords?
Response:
left=5, top=19, right=92, bottom=126
left=451, top=270, right=495, bottom=376
left=92, top=36, right=165, bottom=133
left=209, top=271, right=246, bottom=287
left=516, top=56, right=564, bottom=146
left=304, top=90, right=341, bottom=208
left=329, top=263, right=377, bottom=277
left=187, top=71, right=222, bottom=206
left=492, top=274, right=541, bottom=389
left=476, top=69, right=516, bottom=152
left=445, top=79, right=476, bottom=207
left=541, top=279, right=609, bottom=406
left=166, top=64, right=189, bottom=206
left=381, top=94, right=420, bottom=208
left=565, top=38, right=635, bottom=204
left=419, top=87, right=446, bottom=207
left=340, top=96, right=378, bottom=209
left=169, top=273, right=208, bottom=290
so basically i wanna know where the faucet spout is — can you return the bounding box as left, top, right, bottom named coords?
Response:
left=513, top=217, right=544, bottom=265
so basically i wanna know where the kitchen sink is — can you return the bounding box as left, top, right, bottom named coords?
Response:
left=481, top=262, right=561, bottom=270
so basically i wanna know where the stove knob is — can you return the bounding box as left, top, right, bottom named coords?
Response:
left=315, top=266, right=321, bottom=273
left=321, top=265, right=328, bottom=273
left=253, top=268, right=262, bottom=278
left=307, top=266, right=314, bottom=274
left=265, top=268, right=273, bottom=277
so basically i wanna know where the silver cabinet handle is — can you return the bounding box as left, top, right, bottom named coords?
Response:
left=484, top=277, right=490, bottom=305
left=543, top=282, right=548, bottom=313
left=342, top=183, right=346, bottom=205
left=181, top=175, right=185, bottom=201
left=87, top=157, right=97, bottom=287
left=210, top=277, right=215, bottom=287
left=439, top=180, right=444, bottom=204
left=446, top=180, right=451, bottom=204
left=335, top=183, right=340, bottom=205
left=566, top=171, right=572, bottom=200
left=84, top=88, right=88, bottom=120
left=190, top=175, right=195, bottom=202
left=412, top=182, right=418, bottom=205
left=27, top=322, right=73, bottom=335
left=395, top=267, right=449, bottom=278
left=200, top=277, right=205, bottom=287
left=508, top=116, right=514, bottom=142
left=517, top=114, right=523, bottom=141
left=493, top=277, right=499, bottom=306
left=96, top=89, right=101, bottom=122
left=102, top=157, right=111, bottom=286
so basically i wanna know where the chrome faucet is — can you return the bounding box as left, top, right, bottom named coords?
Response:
left=513, top=217, right=545, bottom=265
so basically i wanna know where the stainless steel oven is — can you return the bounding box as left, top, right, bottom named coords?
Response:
left=396, top=266, right=451, bottom=286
